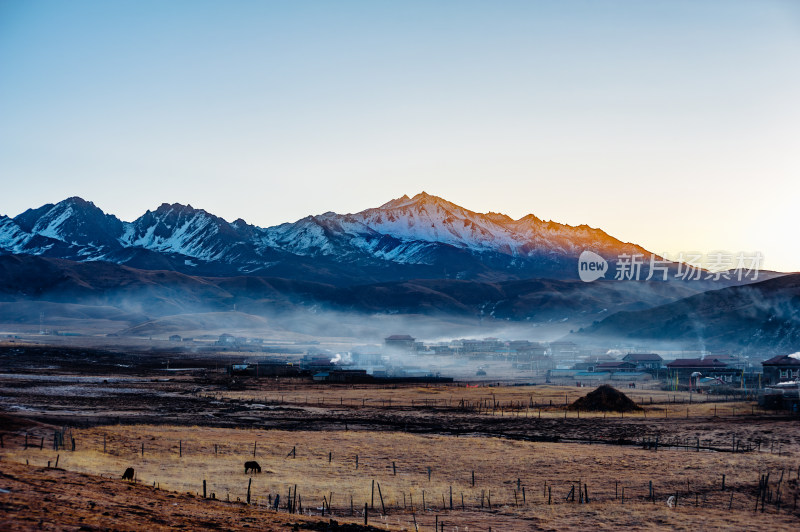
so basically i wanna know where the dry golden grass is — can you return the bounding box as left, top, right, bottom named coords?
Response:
left=3, top=424, right=798, bottom=530
left=0, top=460, right=373, bottom=531
left=212, top=383, right=758, bottom=420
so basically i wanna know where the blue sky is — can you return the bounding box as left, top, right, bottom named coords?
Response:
left=1, top=0, right=799, bottom=271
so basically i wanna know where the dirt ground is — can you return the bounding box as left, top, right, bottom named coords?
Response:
left=2, top=342, right=800, bottom=530
left=0, top=459, right=382, bottom=531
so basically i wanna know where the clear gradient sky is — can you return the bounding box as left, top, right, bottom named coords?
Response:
left=1, top=1, right=799, bottom=271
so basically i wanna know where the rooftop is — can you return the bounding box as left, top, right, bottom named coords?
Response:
left=762, top=354, right=800, bottom=367
left=623, top=353, right=663, bottom=361
left=596, top=361, right=635, bottom=368
left=666, top=358, right=730, bottom=368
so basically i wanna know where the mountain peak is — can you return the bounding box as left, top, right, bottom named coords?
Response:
left=154, top=202, right=201, bottom=214
left=378, top=192, right=451, bottom=210
left=62, top=196, right=94, bottom=208
left=410, top=191, right=444, bottom=204
left=10, top=196, right=122, bottom=250
left=486, top=211, right=513, bottom=223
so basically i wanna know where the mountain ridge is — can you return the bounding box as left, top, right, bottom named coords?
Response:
left=571, top=273, right=800, bottom=353
left=0, top=192, right=653, bottom=284
left=0, top=254, right=701, bottom=325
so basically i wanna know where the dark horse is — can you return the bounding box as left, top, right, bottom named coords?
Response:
left=244, top=460, right=261, bottom=474
left=121, top=467, right=135, bottom=481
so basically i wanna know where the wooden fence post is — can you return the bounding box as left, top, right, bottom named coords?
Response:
left=377, top=482, right=386, bottom=515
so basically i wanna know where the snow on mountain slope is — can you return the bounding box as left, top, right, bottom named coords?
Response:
left=354, top=193, right=519, bottom=251
left=261, top=214, right=375, bottom=257
left=258, top=211, right=441, bottom=265
left=122, top=203, right=224, bottom=260
left=0, top=216, right=31, bottom=252
left=33, top=204, right=74, bottom=240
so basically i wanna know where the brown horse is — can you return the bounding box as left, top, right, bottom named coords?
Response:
left=121, top=467, right=135, bottom=481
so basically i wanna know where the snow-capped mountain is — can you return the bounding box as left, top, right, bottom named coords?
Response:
left=120, top=202, right=262, bottom=263
left=262, top=192, right=647, bottom=262
left=12, top=197, right=124, bottom=260
left=0, top=192, right=650, bottom=283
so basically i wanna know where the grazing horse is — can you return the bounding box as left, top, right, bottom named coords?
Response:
left=244, top=460, right=261, bottom=474
left=121, top=467, right=135, bottom=481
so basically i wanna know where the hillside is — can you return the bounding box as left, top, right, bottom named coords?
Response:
left=0, top=255, right=706, bottom=328
left=573, top=273, right=800, bottom=353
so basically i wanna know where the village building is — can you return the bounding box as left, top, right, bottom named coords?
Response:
left=622, top=353, right=663, bottom=370
left=384, top=334, right=416, bottom=351
left=761, top=354, right=800, bottom=385
left=666, top=358, right=741, bottom=385
left=595, top=361, right=637, bottom=373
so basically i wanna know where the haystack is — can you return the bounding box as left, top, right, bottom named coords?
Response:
left=568, top=385, right=642, bottom=412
